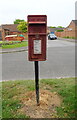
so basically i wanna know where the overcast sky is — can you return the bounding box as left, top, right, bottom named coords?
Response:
left=0, top=0, right=76, bottom=27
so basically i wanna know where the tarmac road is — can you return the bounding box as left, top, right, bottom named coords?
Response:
left=2, top=38, right=76, bottom=81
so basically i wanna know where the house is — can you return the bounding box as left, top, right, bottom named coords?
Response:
left=47, top=27, right=64, bottom=34
left=0, top=24, right=22, bottom=41
left=0, top=26, right=2, bottom=41
left=55, top=20, right=77, bottom=38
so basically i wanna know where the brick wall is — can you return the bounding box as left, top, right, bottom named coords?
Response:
left=55, top=21, right=77, bottom=38
left=2, top=29, right=5, bottom=41
left=55, top=32, right=61, bottom=37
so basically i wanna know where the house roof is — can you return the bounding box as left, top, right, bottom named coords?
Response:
left=47, top=27, right=64, bottom=33
left=1, top=24, right=20, bottom=32
left=65, top=20, right=77, bottom=29
left=72, top=20, right=77, bottom=26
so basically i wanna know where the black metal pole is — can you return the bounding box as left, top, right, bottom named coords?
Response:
left=34, top=61, right=39, bottom=105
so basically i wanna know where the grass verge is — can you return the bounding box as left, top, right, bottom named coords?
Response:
left=63, top=36, right=77, bottom=39
left=0, top=81, right=2, bottom=119
left=1, top=77, right=76, bottom=118
left=1, top=41, right=28, bottom=49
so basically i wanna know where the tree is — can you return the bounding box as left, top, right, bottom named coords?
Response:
left=50, top=26, right=56, bottom=28
left=56, top=29, right=64, bottom=32
left=14, top=19, right=25, bottom=24
left=17, top=21, right=27, bottom=33
left=57, top=26, right=63, bottom=28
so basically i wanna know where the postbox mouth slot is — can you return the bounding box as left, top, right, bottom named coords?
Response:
left=28, top=22, right=46, bottom=24
left=28, top=33, right=47, bottom=35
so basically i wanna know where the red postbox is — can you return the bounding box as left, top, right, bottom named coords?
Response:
left=27, top=15, right=47, bottom=61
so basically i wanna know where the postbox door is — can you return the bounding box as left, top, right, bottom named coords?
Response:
left=28, top=35, right=46, bottom=61
left=28, top=15, right=47, bottom=61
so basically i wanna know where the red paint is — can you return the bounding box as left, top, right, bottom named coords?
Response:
left=5, top=35, right=24, bottom=41
left=28, top=15, right=47, bottom=61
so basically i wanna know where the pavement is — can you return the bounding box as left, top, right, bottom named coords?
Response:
left=58, top=37, right=77, bottom=42
left=0, top=46, right=28, bottom=54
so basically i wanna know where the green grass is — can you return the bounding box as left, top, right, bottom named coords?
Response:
left=0, top=82, right=2, bottom=119
left=1, top=78, right=76, bottom=118
left=41, top=78, right=76, bottom=118
left=63, top=36, right=77, bottom=39
left=1, top=41, right=28, bottom=49
left=2, top=80, right=35, bottom=118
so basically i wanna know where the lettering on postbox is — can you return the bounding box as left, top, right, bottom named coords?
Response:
left=27, top=15, right=47, bottom=61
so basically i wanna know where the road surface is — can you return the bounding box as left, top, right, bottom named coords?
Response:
left=2, top=38, right=76, bottom=81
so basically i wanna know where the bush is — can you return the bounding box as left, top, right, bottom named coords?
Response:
left=63, top=36, right=76, bottom=39
left=56, top=29, right=64, bottom=32
left=50, top=26, right=56, bottom=28
left=0, top=41, right=22, bottom=46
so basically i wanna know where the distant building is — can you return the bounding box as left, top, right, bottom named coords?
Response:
left=0, top=24, right=21, bottom=41
left=47, top=27, right=64, bottom=34
left=55, top=20, right=77, bottom=38
left=0, top=26, right=2, bottom=41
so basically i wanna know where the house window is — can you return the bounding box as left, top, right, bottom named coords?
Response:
left=5, top=30, right=9, bottom=35
left=67, top=28, right=72, bottom=31
left=0, top=31, right=2, bottom=41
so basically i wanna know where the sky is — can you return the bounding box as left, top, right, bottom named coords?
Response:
left=0, top=0, right=77, bottom=27
left=75, top=1, right=77, bottom=20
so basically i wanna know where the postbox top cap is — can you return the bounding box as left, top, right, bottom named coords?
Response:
left=28, top=15, right=47, bottom=17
